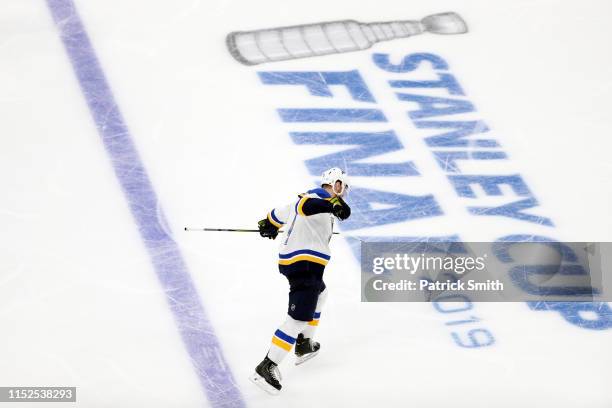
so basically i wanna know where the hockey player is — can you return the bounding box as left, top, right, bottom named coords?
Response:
left=250, top=168, right=351, bottom=395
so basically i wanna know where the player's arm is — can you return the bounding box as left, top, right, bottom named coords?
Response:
left=258, top=204, right=290, bottom=239
left=297, top=196, right=351, bottom=220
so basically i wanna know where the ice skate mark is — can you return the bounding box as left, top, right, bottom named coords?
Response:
left=45, top=1, right=245, bottom=406
left=227, top=12, right=468, bottom=65
left=0, top=260, right=24, bottom=288
left=0, top=205, right=40, bottom=219
left=156, top=199, right=175, bottom=241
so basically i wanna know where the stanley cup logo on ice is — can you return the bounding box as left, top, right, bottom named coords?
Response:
left=226, top=12, right=468, bottom=65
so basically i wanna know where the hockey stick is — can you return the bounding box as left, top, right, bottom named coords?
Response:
left=184, top=227, right=340, bottom=234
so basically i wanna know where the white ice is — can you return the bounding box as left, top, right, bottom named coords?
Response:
left=1, top=0, right=611, bottom=407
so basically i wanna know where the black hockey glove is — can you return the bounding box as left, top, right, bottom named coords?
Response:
left=330, top=196, right=351, bottom=221
left=258, top=218, right=279, bottom=239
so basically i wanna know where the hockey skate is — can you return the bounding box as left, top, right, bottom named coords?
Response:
left=294, top=333, right=320, bottom=365
left=249, top=356, right=282, bottom=395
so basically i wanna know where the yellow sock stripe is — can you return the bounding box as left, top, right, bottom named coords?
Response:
left=278, top=255, right=329, bottom=266
left=271, top=336, right=293, bottom=351
left=297, top=197, right=309, bottom=216
left=308, top=319, right=319, bottom=326
left=267, top=212, right=282, bottom=228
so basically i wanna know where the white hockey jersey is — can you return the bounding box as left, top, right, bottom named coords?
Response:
left=267, top=188, right=335, bottom=270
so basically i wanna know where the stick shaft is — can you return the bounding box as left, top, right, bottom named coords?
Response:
left=184, top=227, right=339, bottom=234
left=185, top=228, right=258, bottom=232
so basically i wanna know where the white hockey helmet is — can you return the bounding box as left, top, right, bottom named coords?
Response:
left=321, top=167, right=350, bottom=196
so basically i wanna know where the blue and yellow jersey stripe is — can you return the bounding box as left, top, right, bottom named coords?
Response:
left=296, top=190, right=335, bottom=216
left=267, top=209, right=284, bottom=228
left=296, top=195, right=309, bottom=216
left=308, top=311, right=321, bottom=326
left=278, top=249, right=331, bottom=266
left=271, top=329, right=296, bottom=351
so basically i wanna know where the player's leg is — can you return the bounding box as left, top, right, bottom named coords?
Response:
left=301, top=283, right=328, bottom=339
left=295, top=282, right=327, bottom=365
left=271, top=271, right=320, bottom=363
left=251, top=314, right=308, bottom=395
left=266, top=315, right=308, bottom=364
left=250, top=271, right=319, bottom=394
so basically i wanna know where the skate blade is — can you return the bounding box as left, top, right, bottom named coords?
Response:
left=295, top=350, right=319, bottom=366
left=249, top=372, right=280, bottom=396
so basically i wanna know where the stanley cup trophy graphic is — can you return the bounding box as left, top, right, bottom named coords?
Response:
left=226, top=12, right=468, bottom=65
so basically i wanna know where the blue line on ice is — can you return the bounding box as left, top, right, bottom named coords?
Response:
left=45, top=0, right=245, bottom=406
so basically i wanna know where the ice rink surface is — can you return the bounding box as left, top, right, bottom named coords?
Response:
left=1, top=0, right=612, bottom=407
